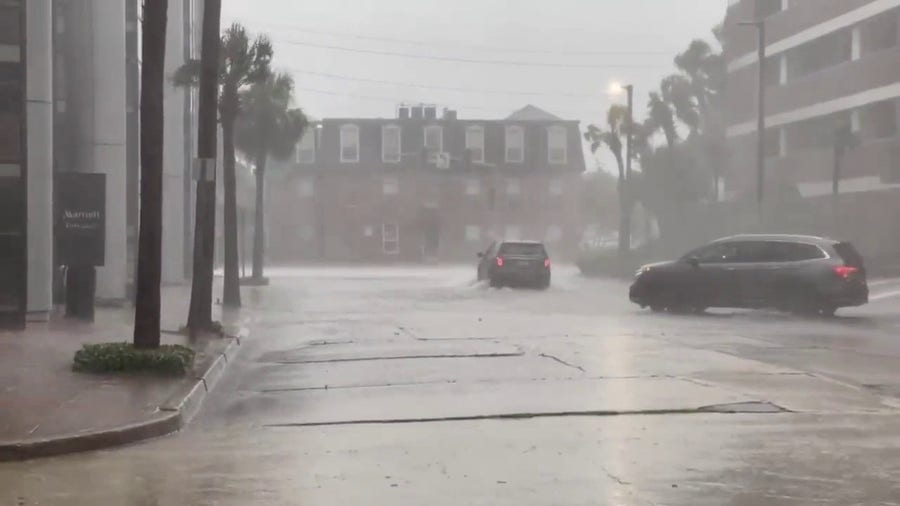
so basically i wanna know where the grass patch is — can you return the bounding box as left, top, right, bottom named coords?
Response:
left=73, top=342, right=195, bottom=375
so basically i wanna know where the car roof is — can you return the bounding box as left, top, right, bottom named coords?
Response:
left=712, top=234, right=839, bottom=246
left=500, top=240, right=545, bottom=245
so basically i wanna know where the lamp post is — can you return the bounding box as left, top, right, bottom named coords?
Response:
left=738, top=20, right=766, bottom=223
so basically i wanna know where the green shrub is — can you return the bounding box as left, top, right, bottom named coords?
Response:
left=73, top=342, right=195, bottom=375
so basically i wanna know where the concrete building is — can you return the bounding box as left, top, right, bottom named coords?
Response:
left=723, top=0, right=900, bottom=265
left=267, top=105, right=586, bottom=264
left=0, top=1, right=200, bottom=327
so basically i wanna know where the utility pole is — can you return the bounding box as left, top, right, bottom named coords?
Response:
left=739, top=20, right=766, bottom=224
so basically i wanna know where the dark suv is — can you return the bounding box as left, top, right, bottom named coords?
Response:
left=629, top=235, right=868, bottom=316
left=478, top=240, right=551, bottom=289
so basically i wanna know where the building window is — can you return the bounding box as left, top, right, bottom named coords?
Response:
left=298, top=224, right=314, bottom=241
left=382, top=124, right=401, bottom=163
left=465, top=225, right=481, bottom=242
left=549, top=179, right=563, bottom=196
left=465, top=177, right=481, bottom=196
left=504, top=225, right=522, bottom=240
left=299, top=178, right=314, bottom=197
left=382, top=176, right=399, bottom=195
left=340, top=124, right=359, bottom=163
left=505, top=125, right=524, bottom=163
left=545, top=225, right=563, bottom=243
left=382, top=223, right=399, bottom=255
left=861, top=9, right=899, bottom=56
left=297, top=131, right=315, bottom=163
left=363, top=225, right=374, bottom=237
left=506, top=178, right=521, bottom=195
left=548, top=126, right=567, bottom=164
left=861, top=100, right=897, bottom=139
left=465, top=125, right=485, bottom=163
left=424, top=125, right=443, bottom=153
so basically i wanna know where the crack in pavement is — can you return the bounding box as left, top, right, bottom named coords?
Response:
left=271, top=352, right=523, bottom=365
left=263, top=404, right=790, bottom=428
left=538, top=353, right=586, bottom=372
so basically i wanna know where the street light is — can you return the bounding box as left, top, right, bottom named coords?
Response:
left=738, top=19, right=766, bottom=223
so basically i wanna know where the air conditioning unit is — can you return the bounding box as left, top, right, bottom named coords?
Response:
left=435, top=152, right=451, bottom=169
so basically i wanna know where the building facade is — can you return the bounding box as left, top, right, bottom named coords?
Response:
left=267, top=105, right=586, bottom=264
left=723, top=0, right=900, bottom=265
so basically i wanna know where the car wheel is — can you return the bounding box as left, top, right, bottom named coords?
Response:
left=650, top=304, right=666, bottom=313
left=819, top=304, right=837, bottom=317
left=489, top=278, right=502, bottom=289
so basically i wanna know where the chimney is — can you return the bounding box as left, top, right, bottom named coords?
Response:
left=398, top=106, right=410, bottom=120
left=424, top=106, right=437, bottom=120
left=411, top=106, right=424, bottom=119
left=443, top=109, right=457, bottom=121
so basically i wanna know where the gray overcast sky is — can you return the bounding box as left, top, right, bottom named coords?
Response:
left=222, top=0, right=727, bottom=170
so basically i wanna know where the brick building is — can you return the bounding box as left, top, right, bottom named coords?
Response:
left=267, top=105, right=586, bottom=263
left=722, top=0, right=900, bottom=266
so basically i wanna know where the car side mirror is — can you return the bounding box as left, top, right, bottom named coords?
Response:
left=687, top=257, right=700, bottom=268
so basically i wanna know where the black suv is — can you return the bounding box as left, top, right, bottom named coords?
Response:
left=630, top=235, right=868, bottom=316
left=478, top=240, right=551, bottom=289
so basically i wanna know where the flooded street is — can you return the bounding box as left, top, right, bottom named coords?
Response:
left=4, top=267, right=900, bottom=505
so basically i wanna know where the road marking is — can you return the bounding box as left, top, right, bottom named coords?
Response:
left=870, top=290, right=900, bottom=301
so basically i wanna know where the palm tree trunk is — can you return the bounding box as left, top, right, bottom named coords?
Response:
left=133, top=0, right=167, bottom=349
left=187, top=0, right=221, bottom=333
left=251, top=151, right=267, bottom=280
left=613, top=152, right=631, bottom=258
left=221, top=111, right=242, bottom=307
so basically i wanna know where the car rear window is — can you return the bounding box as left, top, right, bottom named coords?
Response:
left=833, top=242, right=865, bottom=268
left=498, top=243, right=547, bottom=257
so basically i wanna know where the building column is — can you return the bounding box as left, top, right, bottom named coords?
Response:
left=26, top=0, right=54, bottom=321
left=163, top=0, right=186, bottom=284
left=92, top=0, right=127, bottom=303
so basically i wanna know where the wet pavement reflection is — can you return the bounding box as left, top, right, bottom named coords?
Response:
left=3, top=266, right=900, bottom=505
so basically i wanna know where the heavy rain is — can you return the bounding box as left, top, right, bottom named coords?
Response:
left=2, top=0, right=900, bottom=505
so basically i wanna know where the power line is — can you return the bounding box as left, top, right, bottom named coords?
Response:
left=254, top=21, right=670, bottom=57
left=277, top=39, right=668, bottom=70
left=285, top=68, right=598, bottom=99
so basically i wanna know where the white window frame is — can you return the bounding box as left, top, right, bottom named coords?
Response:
left=382, top=175, right=399, bottom=196
left=505, top=125, right=524, bottom=163
left=506, top=178, right=521, bottom=196
left=299, top=178, right=314, bottom=197
left=548, top=179, right=563, bottom=196
left=382, top=223, right=400, bottom=255
left=340, top=124, right=359, bottom=163
left=382, top=124, right=401, bottom=163
left=465, top=125, right=485, bottom=163
left=548, top=125, right=567, bottom=165
left=465, top=177, right=481, bottom=196
left=424, top=125, right=443, bottom=154
left=297, top=131, right=316, bottom=164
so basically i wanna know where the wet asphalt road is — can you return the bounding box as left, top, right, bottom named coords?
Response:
left=4, top=266, right=900, bottom=505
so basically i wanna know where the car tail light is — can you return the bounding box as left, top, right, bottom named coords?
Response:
left=544, top=258, right=551, bottom=268
left=496, top=256, right=504, bottom=267
left=833, top=265, right=858, bottom=279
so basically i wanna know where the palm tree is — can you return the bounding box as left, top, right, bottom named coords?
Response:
left=133, top=0, right=168, bottom=349
left=175, top=23, right=272, bottom=308
left=234, top=73, right=308, bottom=282
left=584, top=105, right=633, bottom=256
left=185, top=0, right=221, bottom=335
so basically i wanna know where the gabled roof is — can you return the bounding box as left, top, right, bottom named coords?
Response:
left=506, top=105, right=563, bottom=121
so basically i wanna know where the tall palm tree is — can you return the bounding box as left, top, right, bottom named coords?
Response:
left=646, top=91, right=679, bottom=149
left=175, top=23, right=272, bottom=308
left=584, top=105, right=633, bottom=256
left=234, top=73, right=308, bottom=282
left=185, top=0, right=221, bottom=335
left=133, top=0, right=168, bottom=349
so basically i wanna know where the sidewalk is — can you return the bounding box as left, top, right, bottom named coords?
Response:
left=0, top=286, right=239, bottom=460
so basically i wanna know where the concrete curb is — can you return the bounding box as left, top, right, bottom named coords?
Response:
left=0, top=334, right=243, bottom=462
